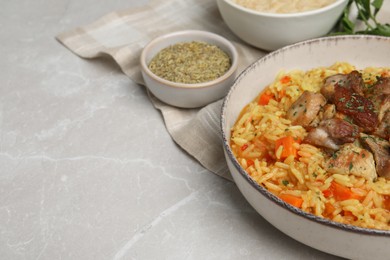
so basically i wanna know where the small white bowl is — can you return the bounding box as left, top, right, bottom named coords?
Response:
left=217, top=0, right=348, bottom=51
left=221, top=35, right=390, bottom=259
left=140, top=30, right=238, bottom=108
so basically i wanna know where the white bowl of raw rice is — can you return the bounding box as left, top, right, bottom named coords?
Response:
left=217, top=0, right=348, bottom=51
left=221, top=35, right=390, bottom=259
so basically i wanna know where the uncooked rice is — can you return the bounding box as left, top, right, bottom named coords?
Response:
left=233, top=0, right=337, bottom=14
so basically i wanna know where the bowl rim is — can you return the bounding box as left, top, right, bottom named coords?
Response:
left=220, top=0, right=348, bottom=17
left=140, top=30, right=239, bottom=89
left=221, top=34, right=390, bottom=236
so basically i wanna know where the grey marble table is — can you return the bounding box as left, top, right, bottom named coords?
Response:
left=1, top=0, right=344, bottom=259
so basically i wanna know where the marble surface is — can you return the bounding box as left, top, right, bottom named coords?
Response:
left=0, top=1, right=348, bottom=259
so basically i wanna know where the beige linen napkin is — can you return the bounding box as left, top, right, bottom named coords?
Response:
left=56, top=0, right=266, bottom=181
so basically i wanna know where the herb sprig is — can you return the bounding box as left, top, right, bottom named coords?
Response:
left=333, top=0, right=390, bottom=36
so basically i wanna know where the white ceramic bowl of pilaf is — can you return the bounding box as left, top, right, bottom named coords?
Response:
left=140, top=30, right=238, bottom=108
left=217, top=0, right=348, bottom=51
left=221, top=35, right=390, bottom=260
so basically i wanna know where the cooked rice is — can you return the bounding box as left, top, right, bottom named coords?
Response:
left=231, top=62, right=390, bottom=230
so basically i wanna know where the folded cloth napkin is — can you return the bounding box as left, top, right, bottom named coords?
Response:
left=56, top=0, right=267, bottom=181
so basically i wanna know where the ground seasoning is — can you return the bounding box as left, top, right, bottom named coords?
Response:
left=148, top=41, right=231, bottom=84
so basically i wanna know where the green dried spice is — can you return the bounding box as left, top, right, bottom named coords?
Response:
left=148, top=41, right=231, bottom=84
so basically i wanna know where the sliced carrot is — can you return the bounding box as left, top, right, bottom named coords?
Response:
left=241, top=144, right=249, bottom=151
left=263, top=153, right=274, bottom=164
left=275, top=136, right=298, bottom=160
left=258, top=92, right=274, bottom=105
left=343, top=210, right=354, bottom=216
left=280, top=75, right=291, bottom=84
left=278, top=89, right=286, bottom=100
left=323, top=181, right=363, bottom=201
left=247, top=159, right=254, bottom=167
left=324, top=202, right=335, bottom=217
left=342, top=210, right=357, bottom=221
left=333, top=182, right=362, bottom=201
left=323, top=189, right=332, bottom=198
left=383, top=195, right=390, bottom=211
left=294, top=138, right=302, bottom=144
left=279, top=193, right=303, bottom=208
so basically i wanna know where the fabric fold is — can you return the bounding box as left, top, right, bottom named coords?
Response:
left=56, top=0, right=266, bottom=181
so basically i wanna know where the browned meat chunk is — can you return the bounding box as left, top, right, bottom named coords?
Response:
left=360, top=133, right=390, bottom=179
left=287, top=91, right=326, bottom=127
left=346, top=70, right=365, bottom=96
left=374, top=95, right=390, bottom=140
left=322, top=118, right=359, bottom=144
left=304, top=127, right=339, bottom=150
left=303, top=118, right=359, bottom=150
left=321, top=71, right=365, bottom=101
left=372, top=77, right=390, bottom=96
left=375, top=110, right=390, bottom=140
left=363, top=76, right=390, bottom=139
left=321, top=74, right=348, bottom=101
left=378, top=95, right=390, bottom=122
left=326, top=143, right=377, bottom=181
left=365, top=77, right=390, bottom=109
left=322, top=104, right=336, bottom=120
left=333, top=85, right=378, bottom=132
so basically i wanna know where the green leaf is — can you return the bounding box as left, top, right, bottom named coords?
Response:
left=372, top=0, right=383, bottom=16
left=340, top=3, right=355, bottom=33
left=331, top=0, right=390, bottom=37
left=342, top=17, right=355, bottom=32
left=357, top=0, right=371, bottom=20
left=372, top=24, right=390, bottom=36
left=360, top=0, right=371, bottom=11
left=372, top=0, right=383, bottom=9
